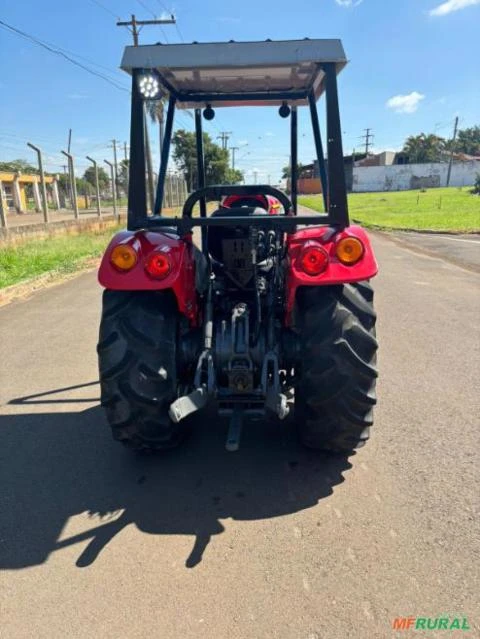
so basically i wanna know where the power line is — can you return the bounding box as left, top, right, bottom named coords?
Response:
left=87, top=0, right=120, bottom=19
left=155, top=0, right=172, bottom=13
left=0, top=19, right=130, bottom=94
left=136, top=0, right=157, bottom=18
left=174, top=22, right=185, bottom=42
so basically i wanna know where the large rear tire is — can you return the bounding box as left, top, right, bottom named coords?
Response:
left=295, top=282, right=378, bottom=453
left=97, top=290, right=186, bottom=452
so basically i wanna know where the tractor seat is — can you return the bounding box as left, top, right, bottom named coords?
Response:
left=207, top=205, right=267, bottom=264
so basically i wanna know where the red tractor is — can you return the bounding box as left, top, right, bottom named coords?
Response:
left=97, top=39, right=378, bottom=453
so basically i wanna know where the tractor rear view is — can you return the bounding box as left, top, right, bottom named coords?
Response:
left=97, top=39, right=378, bottom=453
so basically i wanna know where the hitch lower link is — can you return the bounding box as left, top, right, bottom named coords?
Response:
left=168, top=283, right=289, bottom=451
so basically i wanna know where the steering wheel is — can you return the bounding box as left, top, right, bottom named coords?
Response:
left=182, top=185, right=293, bottom=218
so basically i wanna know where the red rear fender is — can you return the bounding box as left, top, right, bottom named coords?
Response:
left=98, top=230, right=198, bottom=324
left=285, top=225, right=378, bottom=325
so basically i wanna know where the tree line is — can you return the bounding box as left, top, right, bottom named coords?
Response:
left=401, top=126, right=479, bottom=163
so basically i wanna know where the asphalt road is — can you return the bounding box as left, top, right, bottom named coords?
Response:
left=1, top=233, right=479, bottom=639
left=391, top=232, right=480, bottom=272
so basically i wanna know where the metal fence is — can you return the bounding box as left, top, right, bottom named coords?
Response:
left=0, top=141, right=188, bottom=229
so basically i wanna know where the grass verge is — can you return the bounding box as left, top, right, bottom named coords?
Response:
left=0, top=224, right=123, bottom=289
left=299, top=187, right=480, bottom=232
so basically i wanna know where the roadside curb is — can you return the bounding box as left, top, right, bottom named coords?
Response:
left=0, top=258, right=100, bottom=307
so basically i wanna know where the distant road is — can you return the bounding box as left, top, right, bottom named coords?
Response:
left=0, top=232, right=479, bottom=638
left=5, top=207, right=127, bottom=228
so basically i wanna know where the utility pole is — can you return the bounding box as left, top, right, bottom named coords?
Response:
left=217, top=132, right=232, bottom=150
left=361, top=128, right=374, bottom=155
left=111, top=139, right=119, bottom=191
left=66, top=128, right=72, bottom=204
left=124, top=142, right=128, bottom=161
left=253, top=169, right=258, bottom=185
left=117, top=14, right=176, bottom=46
left=0, top=181, right=7, bottom=229
left=229, top=146, right=239, bottom=170
left=104, top=160, right=118, bottom=219
left=446, top=116, right=459, bottom=188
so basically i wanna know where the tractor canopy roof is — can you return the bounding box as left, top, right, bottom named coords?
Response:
left=120, top=39, right=347, bottom=108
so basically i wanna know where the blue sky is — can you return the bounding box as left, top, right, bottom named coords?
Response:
left=0, top=0, right=479, bottom=182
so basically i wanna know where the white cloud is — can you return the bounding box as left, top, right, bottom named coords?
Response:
left=67, top=93, right=88, bottom=100
left=429, top=0, right=480, bottom=16
left=386, top=91, right=425, bottom=114
left=335, top=0, right=363, bottom=7
left=265, top=132, right=275, bottom=137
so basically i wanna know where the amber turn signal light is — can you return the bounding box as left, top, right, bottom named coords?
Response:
left=335, top=237, right=364, bottom=265
left=299, top=245, right=329, bottom=276
left=110, top=244, right=138, bottom=271
left=145, top=252, right=172, bottom=279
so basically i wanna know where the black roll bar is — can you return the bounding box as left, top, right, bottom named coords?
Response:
left=194, top=108, right=209, bottom=256
left=290, top=105, right=298, bottom=214
left=323, top=62, right=349, bottom=226
left=154, top=94, right=176, bottom=215
left=128, top=70, right=147, bottom=228
left=182, top=185, right=293, bottom=218
left=127, top=65, right=350, bottom=232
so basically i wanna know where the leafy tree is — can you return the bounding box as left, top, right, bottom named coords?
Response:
left=172, top=130, right=230, bottom=189
left=402, top=134, right=446, bottom=163
left=224, top=168, right=244, bottom=185
left=0, top=159, right=38, bottom=174
left=76, top=177, right=93, bottom=195
left=83, top=166, right=110, bottom=190
left=454, top=126, right=480, bottom=156
left=57, top=173, right=92, bottom=196
left=281, top=163, right=305, bottom=179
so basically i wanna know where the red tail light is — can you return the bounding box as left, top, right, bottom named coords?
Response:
left=299, top=245, right=329, bottom=276
left=145, top=251, right=172, bottom=279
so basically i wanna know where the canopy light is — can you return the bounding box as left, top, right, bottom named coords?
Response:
left=279, top=102, right=291, bottom=118
left=138, top=73, right=160, bottom=99
left=203, top=105, right=215, bottom=120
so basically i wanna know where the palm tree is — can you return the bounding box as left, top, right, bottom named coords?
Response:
left=146, top=98, right=166, bottom=159
left=403, top=133, right=446, bottom=164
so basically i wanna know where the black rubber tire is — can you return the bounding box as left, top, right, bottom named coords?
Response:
left=295, top=282, right=378, bottom=453
left=97, top=290, right=186, bottom=452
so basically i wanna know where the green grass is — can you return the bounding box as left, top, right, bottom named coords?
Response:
left=299, top=187, right=480, bottom=232
left=0, top=225, right=122, bottom=289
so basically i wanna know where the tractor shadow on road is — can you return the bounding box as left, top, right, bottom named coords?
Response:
left=1, top=388, right=352, bottom=569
